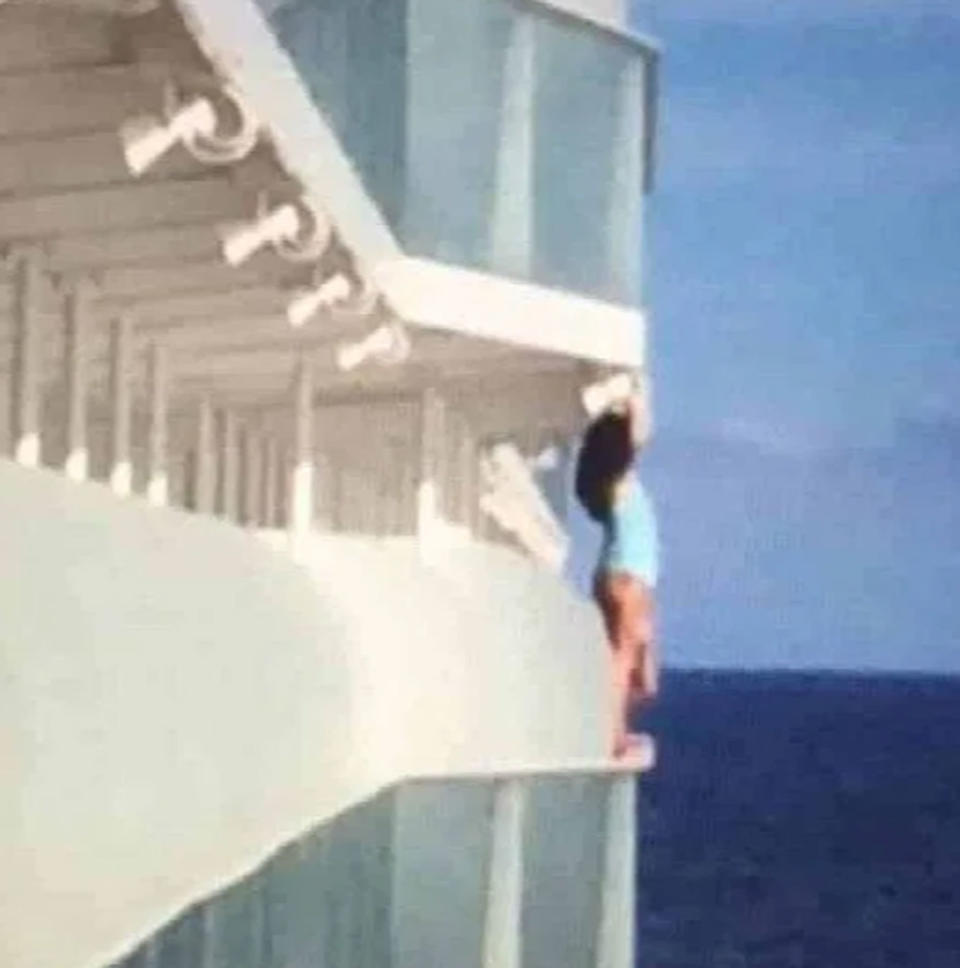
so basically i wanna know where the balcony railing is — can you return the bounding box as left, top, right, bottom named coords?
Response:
left=257, top=0, right=658, bottom=308
left=107, top=762, right=648, bottom=968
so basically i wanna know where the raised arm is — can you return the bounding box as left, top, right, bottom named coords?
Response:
left=624, top=386, right=649, bottom=447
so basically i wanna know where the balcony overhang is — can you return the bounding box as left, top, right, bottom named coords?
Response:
left=375, top=257, right=644, bottom=369
left=0, top=0, right=655, bottom=471
left=173, top=0, right=651, bottom=371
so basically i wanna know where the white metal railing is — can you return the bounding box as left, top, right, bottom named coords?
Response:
left=108, top=756, right=653, bottom=968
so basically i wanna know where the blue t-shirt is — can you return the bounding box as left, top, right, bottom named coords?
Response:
left=598, top=474, right=659, bottom=587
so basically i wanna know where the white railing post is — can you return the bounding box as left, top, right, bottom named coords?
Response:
left=288, top=357, right=314, bottom=554
left=194, top=397, right=216, bottom=514
left=260, top=435, right=278, bottom=528
left=596, top=775, right=637, bottom=968
left=241, top=424, right=263, bottom=528
left=457, top=416, right=479, bottom=532
left=482, top=778, right=526, bottom=968
left=107, top=315, right=133, bottom=497
left=314, top=451, right=332, bottom=530
left=416, top=387, right=446, bottom=556
left=145, top=343, right=168, bottom=507
left=62, top=279, right=91, bottom=482
left=217, top=409, right=239, bottom=522
left=9, top=247, right=45, bottom=468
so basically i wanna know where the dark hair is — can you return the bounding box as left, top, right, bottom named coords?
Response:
left=574, top=411, right=634, bottom=524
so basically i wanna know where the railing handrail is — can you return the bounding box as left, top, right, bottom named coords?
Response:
left=520, top=0, right=662, bottom=59
left=403, top=749, right=656, bottom=786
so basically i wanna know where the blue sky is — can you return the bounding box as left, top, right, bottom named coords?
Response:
left=566, top=0, right=960, bottom=672
left=643, top=0, right=960, bottom=450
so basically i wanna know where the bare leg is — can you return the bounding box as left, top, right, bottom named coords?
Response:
left=596, top=573, right=658, bottom=759
left=611, top=641, right=635, bottom=758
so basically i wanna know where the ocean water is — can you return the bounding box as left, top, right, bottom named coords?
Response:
left=634, top=670, right=960, bottom=968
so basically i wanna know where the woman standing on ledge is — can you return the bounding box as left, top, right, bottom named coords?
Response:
left=576, top=382, right=659, bottom=759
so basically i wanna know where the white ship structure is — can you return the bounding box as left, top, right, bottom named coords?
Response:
left=0, top=1, right=660, bottom=965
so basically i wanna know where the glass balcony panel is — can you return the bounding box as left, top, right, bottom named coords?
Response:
left=265, top=0, right=408, bottom=228
left=532, top=15, right=630, bottom=302
left=258, top=0, right=651, bottom=307
left=403, top=0, right=515, bottom=270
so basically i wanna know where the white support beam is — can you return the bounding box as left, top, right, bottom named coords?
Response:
left=481, top=779, right=525, bottom=968
left=260, top=435, right=279, bottom=528
left=596, top=775, right=637, bottom=968
left=193, top=397, right=216, bottom=514
left=377, top=447, right=402, bottom=535
left=416, top=387, right=446, bottom=555
left=442, top=411, right=460, bottom=523
left=8, top=247, right=45, bottom=467
left=107, top=315, right=133, bottom=496
left=374, top=479, right=390, bottom=536
left=362, top=474, right=379, bottom=535
left=145, top=343, right=169, bottom=507
left=457, top=420, right=478, bottom=532
left=313, top=451, right=332, bottom=530
left=217, top=409, right=240, bottom=521
left=490, top=9, right=534, bottom=277
left=275, top=445, right=288, bottom=528
left=241, top=425, right=262, bottom=527
left=396, top=454, right=416, bottom=536
left=345, top=469, right=363, bottom=533
left=62, top=279, right=91, bottom=481
left=288, top=357, right=313, bottom=552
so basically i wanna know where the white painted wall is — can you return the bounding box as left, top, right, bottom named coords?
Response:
left=0, top=458, right=607, bottom=968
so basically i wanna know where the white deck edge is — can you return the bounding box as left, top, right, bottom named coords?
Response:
left=308, top=748, right=655, bottom=836
left=403, top=752, right=656, bottom=783
left=376, top=256, right=646, bottom=368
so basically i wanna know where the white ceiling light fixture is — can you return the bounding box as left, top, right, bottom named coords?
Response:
left=121, top=96, right=215, bottom=176
left=286, top=273, right=353, bottom=328
left=120, top=80, right=259, bottom=177
left=219, top=194, right=333, bottom=267
left=286, top=270, right=379, bottom=328
left=336, top=322, right=410, bottom=372
left=220, top=201, right=299, bottom=267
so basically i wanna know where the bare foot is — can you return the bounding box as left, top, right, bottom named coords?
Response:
left=614, top=732, right=656, bottom=767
